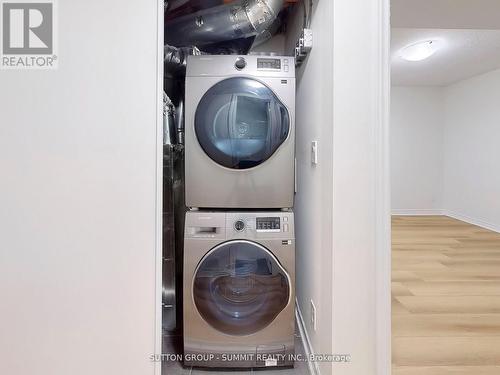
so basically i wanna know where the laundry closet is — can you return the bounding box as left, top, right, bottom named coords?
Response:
left=162, top=0, right=315, bottom=372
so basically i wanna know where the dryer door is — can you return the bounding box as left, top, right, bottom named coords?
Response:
left=195, top=77, right=290, bottom=170
left=193, top=240, right=291, bottom=336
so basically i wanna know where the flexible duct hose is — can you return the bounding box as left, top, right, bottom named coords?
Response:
left=164, top=44, right=202, bottom=76
left=163, top=93, right=176, bottom=145
left=165, top=0, right=284, bottom=47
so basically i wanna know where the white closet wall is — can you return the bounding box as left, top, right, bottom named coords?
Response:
left=0, top=1, right=162, bottom=374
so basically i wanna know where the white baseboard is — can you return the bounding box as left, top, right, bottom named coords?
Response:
left=391, top=209, right=444, bottom=216
left=295, top=299, right=320, bottom=375
left=444, top=210, right=500, bottom=234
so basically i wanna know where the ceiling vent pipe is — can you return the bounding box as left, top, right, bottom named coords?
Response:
left=165, top=0, right=284, bottom=47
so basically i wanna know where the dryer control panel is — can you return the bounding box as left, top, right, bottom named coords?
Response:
left=257, top=58, right=281, bottom=70
left=186, top=55, right=295, bottom=78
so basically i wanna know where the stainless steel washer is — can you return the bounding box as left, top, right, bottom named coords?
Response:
left=185, top=55, right=296, bottom=209
left=183, top=210, right=295, bottom=368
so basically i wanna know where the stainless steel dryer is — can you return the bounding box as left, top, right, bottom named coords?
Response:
left=185, top=55, right=296, bottom=209
left=183, top=211, right=295, bottom=368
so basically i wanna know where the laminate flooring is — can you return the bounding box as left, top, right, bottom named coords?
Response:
left=392, top=216, right=500, bottom=375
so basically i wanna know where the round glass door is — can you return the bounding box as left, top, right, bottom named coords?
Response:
left=195, top=77, right=290, bottom=169
left=193, top=240, right=290, bottom=336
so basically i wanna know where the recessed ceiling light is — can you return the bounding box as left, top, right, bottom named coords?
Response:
left=399, top=40, right=440, bottom=62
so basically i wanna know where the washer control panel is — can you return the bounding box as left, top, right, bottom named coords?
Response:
left=185, top=211, right=294, bottom=239
left=256, top=217, right=281, bottom=232
left=225, top=212, right=294, bottom=239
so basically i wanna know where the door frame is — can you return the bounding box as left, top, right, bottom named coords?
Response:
left=155, top=0, right=164, bottom=374
left=375, top=0, right=392, bottom=373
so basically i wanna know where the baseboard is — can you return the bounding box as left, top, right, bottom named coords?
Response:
left=295, top=299, right=320, bottom=375
left=444, top=210, right=500, bottom=234
left=392, top=208, right=444, bottom=216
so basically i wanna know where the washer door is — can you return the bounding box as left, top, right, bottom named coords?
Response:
left=193, top=240, right=290, bottom=336
left=195, top=77, right=290, bottom=170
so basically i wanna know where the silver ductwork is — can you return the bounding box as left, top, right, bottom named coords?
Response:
left=164, top=44, right=202, bottom=76
left=165, top=0, right=284, bottom=47
left=163, top=93, right=176, bottom=145
left=167, top=0, right=190, bottom=11
left=176, top=99, right=185, bottom=145
left=162, top=144, right=177, bottom=332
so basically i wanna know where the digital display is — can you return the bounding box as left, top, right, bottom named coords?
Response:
left=256, top=217, right=281, bottom=232
left=257, top=58, right=281, bottom=70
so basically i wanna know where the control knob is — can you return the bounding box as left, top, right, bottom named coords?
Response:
left=234, top=220, right=245, bottom=231
left=235, top=57, right=246, bottom=70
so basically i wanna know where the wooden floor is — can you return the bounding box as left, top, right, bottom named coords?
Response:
left=392, top=216, right=500, bottom=375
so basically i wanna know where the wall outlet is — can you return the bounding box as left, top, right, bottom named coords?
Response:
left=310, top=300, right=317, bottom=331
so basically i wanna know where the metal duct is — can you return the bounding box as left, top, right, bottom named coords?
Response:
left=166, top=0, right=222, bottom=17
left=168, top=0, right=190, bottom=11
left=163, top=93, right=176, bottom=145
left=164, top=44, right=201, bottom=77
left=165, top=0, right=284, bottom=47
left=251, top=15, right=281, bottom=48
left=176, top=99, right=185, bottom=145
left=162, top=144, right=176, bottom=332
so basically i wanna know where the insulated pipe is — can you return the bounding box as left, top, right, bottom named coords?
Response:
left=165, top=0, right=284, bottom=47
left=164, top=44, right=202, bottom=76
left=163, top=93, right=176, bottom=145
left=176, top=99, right=185, bottom=145
left=167, top=0, right=190, bottom=11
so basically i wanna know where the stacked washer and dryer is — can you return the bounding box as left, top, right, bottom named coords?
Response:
left=183, top=55, right=296, bottom=369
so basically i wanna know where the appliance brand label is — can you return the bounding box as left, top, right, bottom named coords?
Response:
left=265, top=358, right=278, bottom=367
left=1, top=0, right=57, bottom=69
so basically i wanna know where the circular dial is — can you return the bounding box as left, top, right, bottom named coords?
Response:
left=235, top=57, right=246, bottom=70
left=234, top=220, right=245, bottom=232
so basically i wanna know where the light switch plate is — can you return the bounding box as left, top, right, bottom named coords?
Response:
left=311, top=141, right=318, bottom=165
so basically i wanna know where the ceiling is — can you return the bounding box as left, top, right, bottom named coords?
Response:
left=391, top=29, right=500, bottom=86
left=391, top=1, right=500, bottom=86
left=391, top=0, right=500, bottom=30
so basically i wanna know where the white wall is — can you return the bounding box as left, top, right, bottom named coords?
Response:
left=391, top=87, right=444, bottom=214
left=0, top=1, right=162, bottom=375
left=286, top=0, right=391, bottom=374
left=331, top=0, right=391, bottom=374
left=287, top=1, right=334, bottom=374
left=291, top=0, right=391, bottom=373
left=391, top=69, right=500, bottom=232
left=443, top=68, right=500, bottom=232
